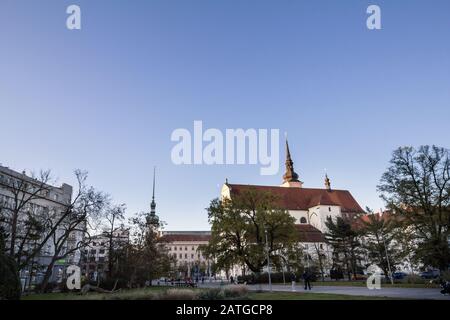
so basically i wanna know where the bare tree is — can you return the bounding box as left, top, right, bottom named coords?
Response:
left=103, top=204, right=126, bottom=278
left=38, top=170, right=109, bottom=292
left=0, top=170, right=52, bottom=260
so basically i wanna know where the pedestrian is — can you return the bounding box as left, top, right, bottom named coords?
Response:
left=302, top=269, right=312, bottom=290
left=290, top=272, right=296, bottom=292
left=230, top=275, right=234, bottom=284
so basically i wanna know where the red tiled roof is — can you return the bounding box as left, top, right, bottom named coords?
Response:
left=295, top=224, right=325, bottom=243
left=161, top=234, right=211, bottom=242
left=227, top=184, right=364, bottom=214
left=352, top=210, right=400, bottom=230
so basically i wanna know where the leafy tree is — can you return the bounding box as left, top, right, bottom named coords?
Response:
left=378, top=146, right=450, bottom=271
left=325, top=216, right=362, bottom=281
left=311, top=242, right=329, bottom=281
left=202, top=188, right=298, bottom=278
left=125, top=212, right=173, bottom=286
left=359, top=209, right=402, bottom=280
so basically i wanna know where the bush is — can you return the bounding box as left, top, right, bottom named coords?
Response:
left=440, top=271, right=450, bottom=282
left=99, top=278, right=129, bottom=290
left=198, top=288, right=224, bottom=300
left=0, top=254, right=21, bottom=300
left=223, top=285, right=248, bottom=298
left=237, top=275, right=256, bottom=284
left=159, top=288, right=197, bottom=300
left=403, top=275, right=426, bottom=284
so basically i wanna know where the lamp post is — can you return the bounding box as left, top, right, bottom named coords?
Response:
left=380, top=208, right=394, bottom=285
left=381, top=231, right=394, bottom=285
left=264, top=228, right=272, bottom=292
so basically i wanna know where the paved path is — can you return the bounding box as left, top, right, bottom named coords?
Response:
left=198, top=283, right=450, bottom=300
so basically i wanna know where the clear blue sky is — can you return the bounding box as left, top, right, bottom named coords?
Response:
left=1, top=0, right=449, bottom=230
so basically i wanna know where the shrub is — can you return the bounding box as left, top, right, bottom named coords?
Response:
left=99, top=278, right=128, bottom=290
left=440, top=271, right=450, bottom=282
left=198, top=288, right=224, bottom=300
left=0, top=254, right=21, bottom=300
left=223, top=285, right=248, bottom=298
left=403, top=275, right=425, bottom=284
left=237, top=275, right=256, bottom=284
left=159, top=288, right=197, bottom=300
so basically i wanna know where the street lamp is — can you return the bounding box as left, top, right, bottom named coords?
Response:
left=264, top=228, right=272, bottom=292
left=380, top=208, right=394, bottom=285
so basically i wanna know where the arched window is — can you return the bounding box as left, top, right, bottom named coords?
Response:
left=300, top=217, right=307, bottom=224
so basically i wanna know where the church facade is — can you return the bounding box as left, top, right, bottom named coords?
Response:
left=220, top=140, right=365, bottom=273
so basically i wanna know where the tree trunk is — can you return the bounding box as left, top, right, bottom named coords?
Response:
left=9, top=211, right=18, bottom=257
left=40, top=258, right=57, bottom=293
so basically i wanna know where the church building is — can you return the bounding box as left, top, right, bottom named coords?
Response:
left=220, top=140, right=365, bottom=266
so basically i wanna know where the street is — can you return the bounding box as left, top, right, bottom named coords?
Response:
left=198, top=282, right=450, bottom=300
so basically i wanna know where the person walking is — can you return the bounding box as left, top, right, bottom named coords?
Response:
left=302, top=269, right=312, bottom=290
left=290, top=272, right=296, bottom=292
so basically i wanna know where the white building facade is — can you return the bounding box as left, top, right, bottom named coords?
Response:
left=0, top=165, right=83, bottom=289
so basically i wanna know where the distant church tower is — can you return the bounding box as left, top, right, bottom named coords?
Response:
left=281, top=139, right=303, bottom=188
left=150, top=167, right=156, bottom=215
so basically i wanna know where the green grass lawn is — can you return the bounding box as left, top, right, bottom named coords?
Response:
left=22, top=286, right=395, bottom=300
left=22, top=287, right=168, bottom=300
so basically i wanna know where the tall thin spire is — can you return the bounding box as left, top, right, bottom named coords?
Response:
left=283, top=139, right=299, bottom=182
left=150, top=167, right=156, bottom=215
left=281, top=139, right=303, bottom=188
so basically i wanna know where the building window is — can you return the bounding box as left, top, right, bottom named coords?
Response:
left=185, top=254, right=187, bottom=259
left=320, top=244, right=323, bottom=249
left=179, top=254, right=182, bottom=259
left=300, top=217, right=307, bottom=224
left=192, top=246, right=195, bottom=251
left=179, top=247, right=182, bottom=251
left=174, top=247, right=177, bottom=251
left=191, top=254, right=194, bottom=259
left=328, top=207, right=331, bottom=212
left=185, top=247, right=187, bottom=251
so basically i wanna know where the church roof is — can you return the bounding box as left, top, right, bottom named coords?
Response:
left=295, top=224, right=325, bottom=243
left=161, top=232, right=211, bottom=242
left=227, top=184, right=364, bottom=214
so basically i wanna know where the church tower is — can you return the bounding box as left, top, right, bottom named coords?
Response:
left=150, top=167, right=156, bottom=215
left=324, top=173, right=331, bottom=191
left=281, top=139, right=303, bottom=188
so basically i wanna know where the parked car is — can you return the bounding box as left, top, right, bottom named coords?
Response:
left=420, top=270, right=440, bottom=279
left=392, top=272, right=407, bottom=280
